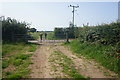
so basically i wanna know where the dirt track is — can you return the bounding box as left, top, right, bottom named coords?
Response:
left=29, top=42, right=118, bottom=78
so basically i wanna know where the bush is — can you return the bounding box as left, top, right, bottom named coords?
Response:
left=54, top=28, right=66, bottom=39
left=2, top=17, right=28, bottom=42
left=77, top=22, right=120, bottom=45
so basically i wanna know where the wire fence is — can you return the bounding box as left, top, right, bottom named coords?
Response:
left=3, top=33, right=75, bottom=43
left=3, top=33, right=35, bottom=42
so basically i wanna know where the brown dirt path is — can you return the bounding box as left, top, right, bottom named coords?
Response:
left=29, top=43, right=66, bottom=78
left=29, top=42, right=118, bottom=78
left=29, top=43, right=53, bottom=78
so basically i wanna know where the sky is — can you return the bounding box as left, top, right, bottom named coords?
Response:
left=0, top=1, right=119, bottom=31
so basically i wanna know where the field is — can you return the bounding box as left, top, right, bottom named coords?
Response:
left=30, top=32, right=55, bottom=40
left=30, top=31, right=67, bottom=40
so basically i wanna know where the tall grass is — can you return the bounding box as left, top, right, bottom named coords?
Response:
left=66, top=40, right=120, bottom=75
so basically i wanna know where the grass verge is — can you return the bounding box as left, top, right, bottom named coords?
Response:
left=64, top=40, right=120, bottom=76
left=2, top=42, right=37, bottom=78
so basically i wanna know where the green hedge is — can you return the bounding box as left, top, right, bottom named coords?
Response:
left=77, top=22, right=120, bottom=45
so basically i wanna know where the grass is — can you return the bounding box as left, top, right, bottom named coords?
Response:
left=14, top=54, right=32, bottom=60
left=2, top=42, right=26, bottom=56
left=5, top=72, right=11, bottom=76
left=2, top=59, right=9, bottom=69
left=7, top=72, right=22, bottom=79
left=13, top=59, right=23, bottom=66
left=29, top=32, right=40, bottom=40
left=28, top=45, right=37, bottom=52
left=2, top=42, right=37, bottom=78
left=49, top=50, right=86, bottom=79
left=64, top=40, right=120, bottom=76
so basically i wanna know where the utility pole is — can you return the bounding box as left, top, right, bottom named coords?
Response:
left=69, top=5, right=79, bottom=27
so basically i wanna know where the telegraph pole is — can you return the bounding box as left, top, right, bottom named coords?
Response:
left=69, top=5, right=79, bottom=27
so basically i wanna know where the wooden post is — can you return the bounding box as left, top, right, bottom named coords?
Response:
left=66, top=32, right=69, bottom=43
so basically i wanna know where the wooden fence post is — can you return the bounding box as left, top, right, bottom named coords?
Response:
left=66, top=32, right=69, bottom=43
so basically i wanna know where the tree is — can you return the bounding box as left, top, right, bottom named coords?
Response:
left=54, top=28, right=66, bottom=39
left=2, top=17, right=28, bottom=42
left=29, top=28, right=37, bottom=33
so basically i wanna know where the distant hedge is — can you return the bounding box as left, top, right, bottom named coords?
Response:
left=54, top=22, right=76, bottom=39
left=2, top=17, right=28, bottom=42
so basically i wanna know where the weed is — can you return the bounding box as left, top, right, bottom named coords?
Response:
left=13, top=59, right=23, bottom=66
left=2, top=60, right=9, bottom=69
left=28, top=45, right=37, bottom=52
left=5, top=72, right=11, bottom=76
left=7, top=72, right=22, bottom=79
left=15, top=54, right=32, bottom=60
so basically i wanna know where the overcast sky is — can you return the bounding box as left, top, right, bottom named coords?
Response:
left=1, top=1, right=119, bottom=31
